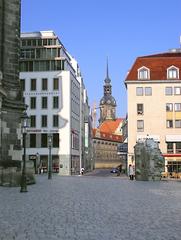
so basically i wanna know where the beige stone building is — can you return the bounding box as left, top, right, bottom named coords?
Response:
left=93, top=119, right=124, bottom=169
left=125, top=51, right=181, bottom=174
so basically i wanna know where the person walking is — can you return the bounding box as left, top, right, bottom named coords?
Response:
left=81, top=167, right=85, bottom=175
left=129, top=164, right=134, bottom=180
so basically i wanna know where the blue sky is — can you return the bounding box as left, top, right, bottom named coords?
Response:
left=21, top=0, right=181, bottom=118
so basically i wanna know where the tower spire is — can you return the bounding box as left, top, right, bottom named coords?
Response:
left=106, top=57, right=109, bottom=79
left=105, top=57, right=111, bottom=84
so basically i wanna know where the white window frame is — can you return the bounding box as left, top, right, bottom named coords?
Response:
left=137, top=120, right=144, bottom=132
left=165, top=87, right=173, bottom=95
left=136, top=87, right=143, bottom=96
left=174, top=87, right=181, bottom=95
left=166, top=103, right=173, bottom=112
left=167, top=66, right=179, bottom=79
left=138, top=66, right=150, bottom=80
left=175, top=120, right=181, bottom=128
left=174, top=103, right=181, bottom=112
left=166, top=120, right=173, bottom=128
left=137, top=104, right=144, bottom=115
left=145, top=87, right=152, bottom=96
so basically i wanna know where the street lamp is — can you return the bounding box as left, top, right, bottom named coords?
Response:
left=20, top=108, right=29, bottom=193
left=36, top=152, right=39, bottom=174
left=48, top=133, right=53, bottom=179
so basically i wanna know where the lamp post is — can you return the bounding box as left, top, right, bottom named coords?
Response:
left=36, top=152, right=39, bottom=174
left=48, top=133, right=53, bottom=179
left=20, top=109, right=29, bottom=193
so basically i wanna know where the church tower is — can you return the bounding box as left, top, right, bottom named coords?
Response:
left=99, top=60, right=116, bottom=124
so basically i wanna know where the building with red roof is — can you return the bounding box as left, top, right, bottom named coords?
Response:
left=125, top=50, right=181, bottom=175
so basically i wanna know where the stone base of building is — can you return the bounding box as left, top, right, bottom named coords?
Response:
left=0, top=162, right=36, bottom=187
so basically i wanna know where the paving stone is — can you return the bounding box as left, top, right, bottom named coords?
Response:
left=0, top=175, right=181, bottom=240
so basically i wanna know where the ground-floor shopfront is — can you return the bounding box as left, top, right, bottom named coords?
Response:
left=163, top=155, right=181, bottom=178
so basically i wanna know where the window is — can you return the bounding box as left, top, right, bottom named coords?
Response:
left=53, top=96, right=59, bottom=108
left=30, top=115, right=36, bottom=128
left=166, top=120, right=173, bottom=128
left=41, top=97, right=48, bottom=109
left=41, top=134, right=47, bottom=148
left=138, top=67, right=150, bottom=80
left=166, top=103, right=173, bottom=112
left=174, top=87, right=181, bottom=95
left=71, top=132, right=79, bottom=150
left=137, top=104, right=144, bottom=115
left=30, top=134, right=36, bottom=148
left=137, top=120, right=144, bottom=132
left=165, top=87, right=172, bottom=96
left=53, top=115, right=59, bottom=127
left=41, top=115, right=47, bottom=128
left=145, top=87, right=152, bottom=96
left=167, top=142, right=173, bottom=153
left=175, top=103, right=181, bottom=112
left=30, top=78, right=36, bottom=91
left=42, top=78, right=48, bottom=90
left=53, top=133, right=59, bottom=147
left=20, top=79, right=25, bottom=91
left=30, top=97, right=36, bottom=109
left=53, top=78, right=59, bottom=90
left=136, top=87, right=143, bottom=96
left=175, top=120, right=181, bottom=128
left=167, top=66, right=179, bottom=79
left=176, top=142, right=181, bottom=153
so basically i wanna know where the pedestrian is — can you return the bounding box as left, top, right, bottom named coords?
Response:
left=81, top=167, right=85, bottom=175
left=129, top=164, right=134, bottom=180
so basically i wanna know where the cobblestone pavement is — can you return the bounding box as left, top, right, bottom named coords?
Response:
left=0, top=175, right=181, bottom=240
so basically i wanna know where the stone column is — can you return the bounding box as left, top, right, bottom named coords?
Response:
left=0, top=0, right=26, bottom=186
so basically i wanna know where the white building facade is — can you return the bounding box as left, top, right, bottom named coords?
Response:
left=20, top=31, right=91, bottom=175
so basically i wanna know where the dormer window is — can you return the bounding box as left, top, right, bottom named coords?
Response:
left=138, top=67, right=150, bottom=80
left=167, top=66, right=179, bottom=79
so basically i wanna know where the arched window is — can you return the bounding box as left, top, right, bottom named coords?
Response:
left=167, top=66, right=179, bottom=79
left=138, top=67, right=150, bottom=80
